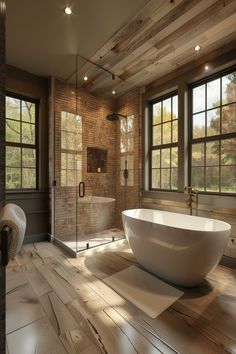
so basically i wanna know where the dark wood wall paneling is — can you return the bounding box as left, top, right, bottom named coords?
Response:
left=0, top=1, right=6, bottom=352
left=5, top=65, right=49, bottom=243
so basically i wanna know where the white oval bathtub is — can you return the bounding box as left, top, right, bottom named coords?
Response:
left=122, top=209, right=231, bottom=287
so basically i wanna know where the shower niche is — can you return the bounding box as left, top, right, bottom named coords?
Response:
left=87, top=147, right=107, bottom=173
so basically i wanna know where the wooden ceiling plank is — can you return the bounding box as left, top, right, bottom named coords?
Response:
left=154, top=0, right=236, bottom=50
left=115, top=5, right=236, bottom=82
left=89, top=0, right=220, bottom=84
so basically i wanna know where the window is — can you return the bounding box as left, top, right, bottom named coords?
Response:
left=5, top=94, right=38, bottom=190
left=150, top=93, right=178, bottom=190
left=190, top=70, right=236, bottom=194
left=120, top=115, right=134, bottom=186
left=61, top=112, right=82, bottom=187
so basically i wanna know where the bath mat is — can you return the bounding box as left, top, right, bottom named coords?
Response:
left=104, top=266, right=184, bottom=318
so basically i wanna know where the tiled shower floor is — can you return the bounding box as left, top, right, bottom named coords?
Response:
left=59, top=228, right=125, bottom=252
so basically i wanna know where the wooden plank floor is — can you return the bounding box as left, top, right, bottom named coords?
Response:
left=6, top=240, right=236, bottom=354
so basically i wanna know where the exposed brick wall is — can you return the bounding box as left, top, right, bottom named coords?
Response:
left=53, top=80, right=117, bottom=241
left=0, top=0, right=6, bottom=352
left=115, top=89, right=142, bottom=228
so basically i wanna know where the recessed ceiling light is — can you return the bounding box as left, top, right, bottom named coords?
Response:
left=83, top=76, right=88, bottom=81
left=65, top=7, right=72, bottom=15
left=112, top=90, right=116, bottom=95
left=194, top=45, right=201, bottom=52
left=204, top=64, right=209, bottom=71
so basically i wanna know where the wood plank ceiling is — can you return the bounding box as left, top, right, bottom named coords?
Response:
left=73, top=0, right=236, bottom=97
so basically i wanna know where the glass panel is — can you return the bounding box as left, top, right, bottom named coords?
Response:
left=61, top=130, right=67, bottom=150
left=120, top=156, right=126, bottom=170
left=67, top=170, right=75, bottom=186
left=152, top=169, right=160, bottom=188
left=171, top=147, right=178, bottom=167
left=120, top=170, right=125, bottom=186
left=61, top=170, right=67, bottom=186
left=162, top=98, right=171, bottom=122
left=120, top=118, right=127, bottom=133
left=76, top=115, right=82, bottom=133
left=221, top=166, right=236, bottom=193
left=6, top=119, right=20, bottom=143
left=192, top=143, right=204, bottom=166
left=172, top=95, right=178, bottom=119
left=161, top=148, right=170, bottom=168
left=161, top=169, right=170, bottom=189
left=171, top=168, right=178, bottom=189
left=127, top=133, right=134, bottom=151
left=172, top=120, right=178, bottom=143
left=22, top=148, right=36, bottom=167
left=221, top=138, right=236, bottom=165
left=67, top=132, right=77, bottom=150
left=126, top=155, right=133, bottom=170
left=162, top=122, right=171, bottom=144
left=67, top=113, right=78, bottom=132
left=61, top=153, right=67, bottom=169
left=222, top=103, right=236, bottom=134
left=6, top=96, right=20, bottom=120
left=22, top=101, right=35, bottom=123
left=193, top=112, right=205, bottom=138
left=193, top=85, right=205, bottom=113
left=152, top=150, right=160, bottom=168
left=207, top=109, right=220, bottom=136
left=207, top=78, right=220, bottom=109
left=67, top=154, right=75, bottom=169
left=22, top=123, right=35, bottom=144
left=61, top=111, right=67, bottom=130
left=120, top=135, right=126, bottom=153
left=127, top=115, right=134, bottom=132
left=153, top=102, right=161, bottom=125
left=222, top=72, right=236, bottom=104
left=76, top=155, right=82, bottom=171
left=127, top=170, right=133, bottom=186
left=206, top=166, right=219, bottom=192
left=22, top=168, right=36, bottom=189
left=153, top=125, right=161, bottom=145
left=206, top=141, right=219, bottom=166
left=6, top=146, right=21, bottom=167
left=6, top=167, right=21, bottom=189
left=192, top=167, right=204, bottom=191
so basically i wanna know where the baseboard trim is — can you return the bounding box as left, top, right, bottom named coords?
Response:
left=23, top=233, right=50, bottom=244
left=220, top=255, right=236, bottom=269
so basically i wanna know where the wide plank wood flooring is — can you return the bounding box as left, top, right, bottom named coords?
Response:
left=6, top=240, right=236, bottom=354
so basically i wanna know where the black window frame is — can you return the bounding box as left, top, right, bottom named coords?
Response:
left=189, top=67, right=236, bottom=196
left=149, top=91, right=179, bottom=191
left=5, top=92, right=39, bottom=191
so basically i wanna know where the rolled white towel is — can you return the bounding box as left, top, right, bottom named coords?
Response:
left=0, top=203, right=26, bottom=259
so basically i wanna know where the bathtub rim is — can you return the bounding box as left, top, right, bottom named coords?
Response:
left=122, top=208, right=231, bottom=234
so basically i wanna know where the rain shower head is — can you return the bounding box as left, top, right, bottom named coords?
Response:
left=106, top=113, right=127, bottom=121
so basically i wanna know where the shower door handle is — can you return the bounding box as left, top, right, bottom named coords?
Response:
left=79, top=181, right=85, bottom=198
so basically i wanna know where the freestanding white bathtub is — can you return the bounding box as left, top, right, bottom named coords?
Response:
left=122, top=209, right=231, bottom=287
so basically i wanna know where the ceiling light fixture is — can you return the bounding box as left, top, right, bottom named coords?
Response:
left=194, top=45, right=201, bottom=52
left=204, top=64, right=209, bottom=71
left=83, top=76, right=88, bottom=81
left=112, top=90, right=116, bottom=95
left=65, top=7, right=72, bottom=15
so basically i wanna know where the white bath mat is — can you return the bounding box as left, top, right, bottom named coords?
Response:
left=104, top=266, right=184, bottom=318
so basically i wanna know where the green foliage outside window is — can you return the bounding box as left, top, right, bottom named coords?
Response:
left=5, top=95, right=37, bottom=190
